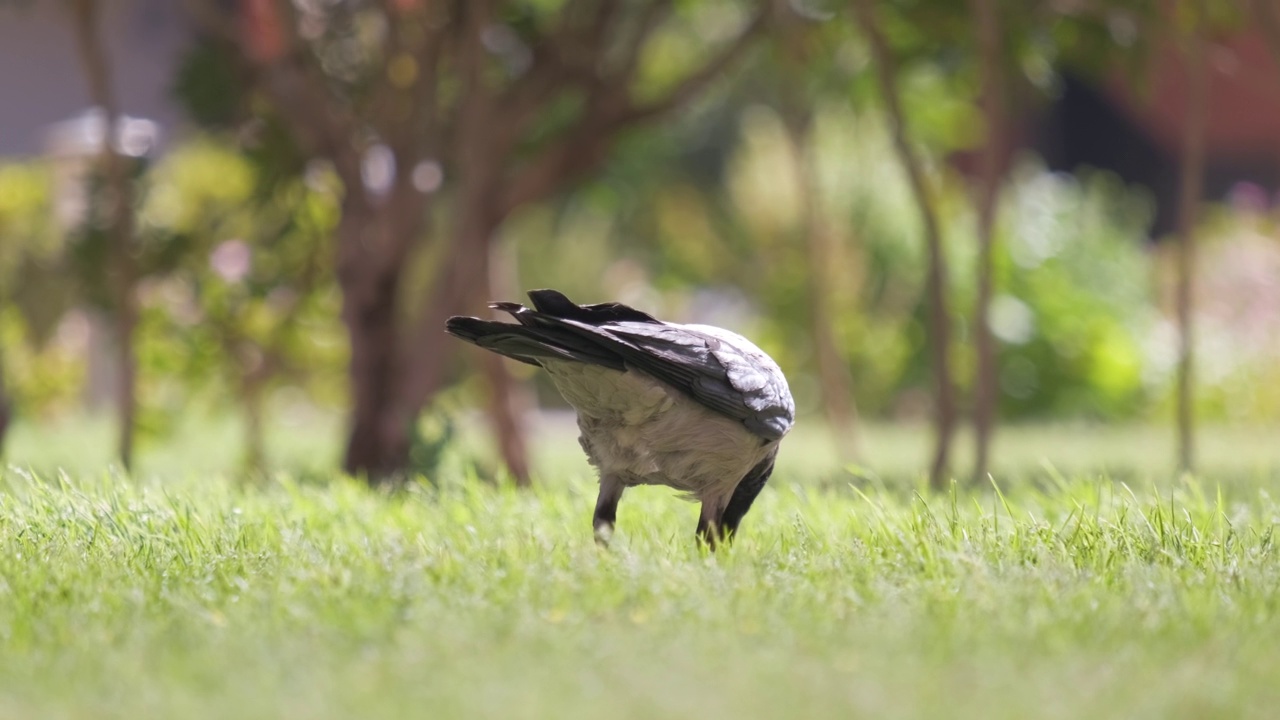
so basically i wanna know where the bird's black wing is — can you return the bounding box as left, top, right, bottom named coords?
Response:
left=721, top=449, right=778, bottom=537
left=446, top=290, right=794, bottom=441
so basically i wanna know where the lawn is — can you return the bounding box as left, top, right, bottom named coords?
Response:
left=2, top=416, right=1280, bottom=719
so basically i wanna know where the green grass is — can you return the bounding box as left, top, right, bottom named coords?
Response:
left=3, top=418, right=1280, bottom=718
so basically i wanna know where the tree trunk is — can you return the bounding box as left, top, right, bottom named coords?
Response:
left=69, top=0, right=139, bottom=471
left=971, top=0, right=1007, bottom=483
left=450, top=194, right=532, bottom=486
left=482, top=237, right=532, bottom=486
left=852, top=0, right=957, bottom=489
left=337, top=201, right=414, bottom=481
left=242, top=375, right=267, bottom=473
left=480, top=352, right=532, bottom=485
left=114, top=288, right=138, bottom=471
left=333, top=180, right=531, bottom=485
left=1175, top=26, right=1207, bottom=474
left=340, top=277, right=407, bottom=481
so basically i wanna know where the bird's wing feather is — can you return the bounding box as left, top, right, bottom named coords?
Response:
left=446, top=291, right=795, bottom=441
left=444, top=317, right=627, bottom=370
left=582, top=321, right=795, bottom=441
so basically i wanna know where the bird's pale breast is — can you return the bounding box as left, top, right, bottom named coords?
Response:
left=542, top=361, right=776, bottom=503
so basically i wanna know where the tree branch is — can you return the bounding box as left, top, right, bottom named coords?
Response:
left=186, top=0, right=364, bottom=186
left=182, top=0, right=240, bottom=43
left=496, top=123, right=614, bottom=215
left=485, top=1, right=628, bottom=162
left=365, top=0, right=450, bottom=161
left=612, top=4, right=767, bottom=125
left=497, top=2, right=767, bottom=214
left=612, top=0, right=674, bottom=85
left=1250, top=0, right=1280, bottom=72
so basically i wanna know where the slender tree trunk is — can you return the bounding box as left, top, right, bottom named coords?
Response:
left=480, top=352, right=532, bottom=485
left=452, top=193, right=532, bottom=486
left=971, top=0, right=1007, bottom=483
left=446, top=9, right=531, bottom=486
left=1175, top=25, right=1207, bottom=474
left=114, top=296, right=138, bottom=471
left=852, top=0, right=957, bottom=489
left=69, top=0, right=139, bottom=471
left=243, top=377, right=267, bottom=472
left=781, top=113, right=860, bottom=456
left=482, top=236, right=533, bottom=485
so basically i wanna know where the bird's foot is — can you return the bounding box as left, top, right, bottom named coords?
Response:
left=593, top=521, right=614, bottom=548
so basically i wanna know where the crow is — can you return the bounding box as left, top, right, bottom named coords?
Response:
left=445, top=289, right=795, bottom=549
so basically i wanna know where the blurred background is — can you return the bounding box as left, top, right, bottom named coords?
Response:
left=2, top=0, right=1279, bottom=487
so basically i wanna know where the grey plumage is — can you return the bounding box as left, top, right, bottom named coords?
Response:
left=446, top=289, right=795, bottom=547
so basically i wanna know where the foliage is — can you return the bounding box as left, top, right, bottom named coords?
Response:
left=0, top=307, right=84, bottom=416
left=134, top=139, right=345, bottom=404
left=4, top=0, right=1279, bottom=453
left=510, top=96, right=1170, bottom=422
left=0, top=162, right=81, bottom=413
left=1150, top=218, right=1280, bottom=423
left=0, top=162, right=69, bottom=343
left=0, top=136, right=345, bottom=455
left=995, top=165, right=1157, bottom=419
left=0, top=163, right=58, bottom=283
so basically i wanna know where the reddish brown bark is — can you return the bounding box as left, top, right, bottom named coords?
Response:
left=336, top=195, right=420, bottom=480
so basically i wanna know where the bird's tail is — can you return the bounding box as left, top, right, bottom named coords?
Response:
left=445, top=290, right=643, bottom=369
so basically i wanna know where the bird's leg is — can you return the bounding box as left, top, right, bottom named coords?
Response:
left=696, top=501, right=726, bottom=551
left=593, top=476, right=625, bottom=547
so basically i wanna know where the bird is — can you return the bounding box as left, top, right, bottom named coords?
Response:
left=445, top=289, right=794, bottom=549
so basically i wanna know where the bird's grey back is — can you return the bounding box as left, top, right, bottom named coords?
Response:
left=445, top=289, right=796, bottom=442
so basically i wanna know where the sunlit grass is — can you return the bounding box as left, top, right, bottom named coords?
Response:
left=1, top=435, right=1279, bottom=718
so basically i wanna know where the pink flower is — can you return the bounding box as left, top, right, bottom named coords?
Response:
left=210, top=240, right=252, bottom=283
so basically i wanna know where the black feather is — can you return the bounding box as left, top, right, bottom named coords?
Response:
left=446, top=290, right=793, bottom=442
left=443, top=316, right=625, bottom=369
left=527, top=289, right=660, bottom=325
left=720, top=450, right=777, bottom=537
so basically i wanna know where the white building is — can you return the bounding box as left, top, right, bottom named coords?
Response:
left=0, top=0, right=190, bottom=158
